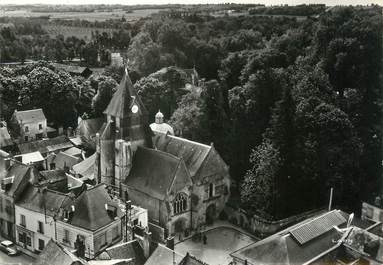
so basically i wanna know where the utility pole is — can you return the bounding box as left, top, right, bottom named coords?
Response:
left=328, top=187, right=334, bottom=211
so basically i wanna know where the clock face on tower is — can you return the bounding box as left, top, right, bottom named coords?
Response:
left=131, top=104, right=139, bottom=114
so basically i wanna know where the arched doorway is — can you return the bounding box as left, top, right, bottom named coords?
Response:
left=206, top=204, right=216, bottom=225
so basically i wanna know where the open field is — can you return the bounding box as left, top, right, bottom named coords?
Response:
left=42, top=25, right=117, bottom=39
left=0, top=8, right=163, bottom=21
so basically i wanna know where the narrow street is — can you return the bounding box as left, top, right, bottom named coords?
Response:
left=0, top=250, right=34, bottom=265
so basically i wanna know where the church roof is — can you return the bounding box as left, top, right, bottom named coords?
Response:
left=125, top=146, right=190, bottom=200
left=153, top=132, right=212, bottom=178
left=103, top=70, right=148, bottom=118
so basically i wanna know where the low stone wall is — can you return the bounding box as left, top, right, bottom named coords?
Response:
left=222, top=205, right=325, bottom=238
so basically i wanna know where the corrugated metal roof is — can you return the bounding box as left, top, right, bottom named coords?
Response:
left=289, top=210, right=346, bottom=245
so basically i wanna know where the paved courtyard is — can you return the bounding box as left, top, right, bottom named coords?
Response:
left=175, top=226, right=258, bottom=265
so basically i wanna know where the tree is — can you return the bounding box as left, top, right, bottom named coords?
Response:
left=241, top=140, right=281, bottom=219
left=91, top=76, right=118, bottom=116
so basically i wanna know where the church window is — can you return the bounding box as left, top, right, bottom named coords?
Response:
left=173, top=193, right=187, bottom=215
left=208, top=183, right=214, bottom=198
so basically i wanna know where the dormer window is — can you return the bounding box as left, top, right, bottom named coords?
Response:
left=173, top=193, right=188, bottom=215
left=24, top=126, right=29, bottom=133
left=38, top=124, right=43, bottom=130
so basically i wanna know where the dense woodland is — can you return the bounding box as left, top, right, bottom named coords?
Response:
left=0, top=5, right=382, bottom=220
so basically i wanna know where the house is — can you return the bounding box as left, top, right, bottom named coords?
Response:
left=52, top=63, right=93, bottom=78
left=94, top=69, right=230, bottom=239
left=361, top=200, right=383, bottom=222
left=15, top=184, right=123, bottom=258
left=17, top=135, right=74, bottom=156
left=51, top=151, right=82, bottom=170
left=229, top=210, right=375, bottom=265
left=54, top=184, right=123, bottom=259
left=0, top=163, right=38, bottom=241
left=10, top=109, right=48, bottom=143
left=36, top=240, right=87, bottom=265
left=15, top=185, right=71, bottom=254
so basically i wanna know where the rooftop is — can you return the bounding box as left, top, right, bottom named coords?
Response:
left=18, top=135, right=73, bottom=154
left=13, top=108, right=46, bottom=124
left=125, top=146, right=191, bottom=200
left=36, top=240, right=87, bottom=265
left=145, top=244, right=183, bottom=265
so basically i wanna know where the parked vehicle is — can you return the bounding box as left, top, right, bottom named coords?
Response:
left=0, top=240, right=19, bottom=256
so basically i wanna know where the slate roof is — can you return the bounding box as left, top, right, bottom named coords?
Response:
left=2, top=163, right=36, bottom=197
left=144, top=244, right=183, bottom=265
left=14, top=151, right=45, bottom=164
left=13, top=109, right=46, bottom=124
left=52, top=151, right=82, bottom=170
left=17, top=185, right=71, bottom=217
left=72, top=153, right=96, bottom=180
left=76, top=118, right=105, bottom=140
left=64, top=184, right=123, bottom=231
left=0, top=127, right=13, bottom=147
left=63, top=147, right=83, bottom=157
left=153, top=132, right=212, bottom=178
left=101, top=240, right=146, bottom=265
left=230, top=210, right=345, bottom=265
left=53, top=63, right=92, bottom=75
left=40, top=169, right=67, bottom=183
left=178, top=253, right=207, bottom=265
left=125, top=146, right=190, bottom=200
left=36, top=240, right=87, bottom=265
left=17, top=135, right=73, bottom=155
left=103, top=70, right=148, bottom=118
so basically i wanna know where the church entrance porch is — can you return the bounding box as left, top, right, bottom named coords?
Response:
left=206, top=204, right=216, bottom=225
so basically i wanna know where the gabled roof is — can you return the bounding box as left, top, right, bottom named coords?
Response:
left=103, top=70, right=148, bottom=118
left=153, top=132, right=226, bottom=180
left=52, top=152, right=82, bottom=170
left=125, top=146, right=191, bottom=200
left=36, top=240, right=87, bottom=265
left=13, top=109, right=46, bottom=124
left=72, top=153, right=96, bottom=180
left=0, top=127, right=13, bottom=147
left=14, top=151, right=45, bottom=164
left=18, top=135, right=73, bottom=154
left=144, top=244, right=183, bottom=265
left=17, top=185, right=71, bottom=216
left=64, top=147, right=83, bottom=157
left=100, top=240, right=146, bottom=265
left=2, top=163, right=36, bottom=197
left=52, top=63, right=92, bottom=75
left=40, top=169, right=67, bottom=183
left=64, top=184, right=123, bottom=231
left=76, top=118, right=105, bottom=140
left=178, top=253, right=208, bottom=265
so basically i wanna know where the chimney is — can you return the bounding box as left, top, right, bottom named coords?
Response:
left=142, top=227, right=151, bottom=258
left=58, top=126, right=64, bottom=135
left=166, top=236, right=174, bottom=250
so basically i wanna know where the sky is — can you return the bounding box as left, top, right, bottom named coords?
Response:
left=0, top=0, right=382, bottom=5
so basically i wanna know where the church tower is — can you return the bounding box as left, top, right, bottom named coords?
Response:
left=96, top=68, right=153, bottom=190
left=103, top=68, right=153, bottom=149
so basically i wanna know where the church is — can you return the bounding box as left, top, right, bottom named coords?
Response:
left=94, top=69, right=231, bottom=237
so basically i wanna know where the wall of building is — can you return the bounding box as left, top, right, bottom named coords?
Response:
left=15, top=206, right=55, bottom=253
left=0, top=195, right=15, bottom=240
left=15, top=119, right=47, bottom=143
left=56, top=219, right=121, bottom=259
left=362, top=202, right=383, bottom=222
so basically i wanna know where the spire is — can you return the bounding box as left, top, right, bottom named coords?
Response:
left=103, top=68, right=148, bottom=118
